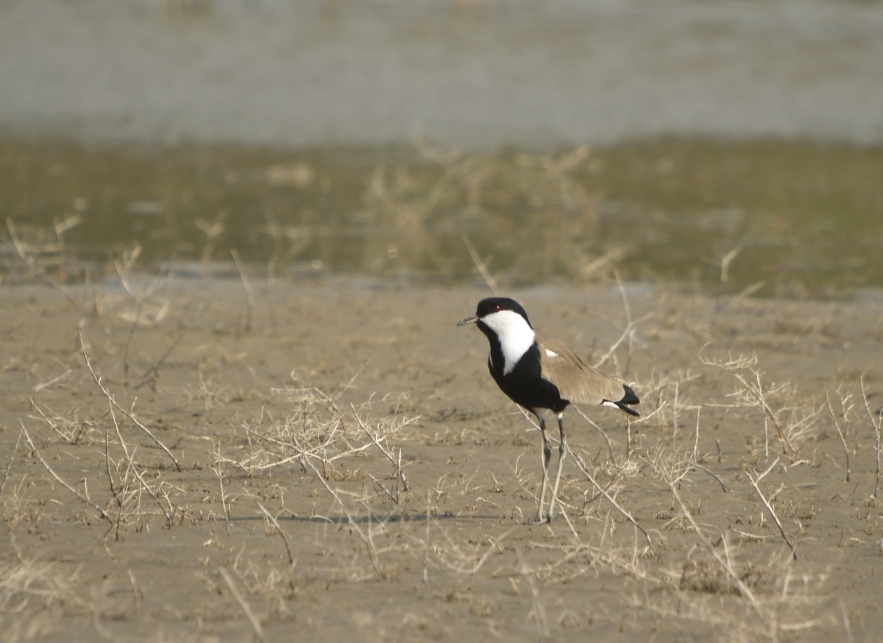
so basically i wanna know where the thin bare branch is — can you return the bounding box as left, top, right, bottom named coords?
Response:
left=826, top=390, right=851, bottom=483
left=256, top=500, right=294, bottom=565
left=691, top=462, right=728, bottom=493
left=569, top=448, right=652, bottom=548
left=211, top=437, right=231, bottom=537
left=21, top=425, right=113, bottom=525
left=668, top=480, right=764, bottom=619
left=593, top=313, right=652, bottom=371
left=746, top=458, right=797, bottom=560
left=515, top=547, right=550, bottom=640
left=109, top=402, right=177, bottom=526
left=302, top=455, right=383, bottom=579
left=462, top=234, right=499, bottom=294
left=571, top=407, right=616, bottom=465
left=219, top=567, right=264, bottom=640
left=78, top=330, right=181, bottom=471
left=861, top=377, right=882, bottom=498
left=0, top=431, right=22, bottom=498
left=6, top=217, right=75, bottom=302
left=231, top=249, right=254, bottom=334
left=351, top=403, right=411, bottom=494
left=134, top=330, right=186, bottom=391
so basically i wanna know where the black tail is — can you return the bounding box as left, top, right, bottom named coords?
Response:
left=616, top=384, right=640, bottom=417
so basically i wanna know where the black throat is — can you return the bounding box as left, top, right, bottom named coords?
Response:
left=478, top=324, right=569, bottom=415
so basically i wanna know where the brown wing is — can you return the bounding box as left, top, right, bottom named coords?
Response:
left=537, top=335, right=627, bottom=406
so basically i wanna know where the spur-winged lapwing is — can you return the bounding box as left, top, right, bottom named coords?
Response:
left=458, top=297, right=639, bottom=523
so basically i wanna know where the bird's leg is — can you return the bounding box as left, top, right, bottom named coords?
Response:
left=547, top=413, right=568, bottom=522
left=535, top=416, right=552, bottom=523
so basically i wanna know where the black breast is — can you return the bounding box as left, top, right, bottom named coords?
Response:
left=488, top=343, right=569, bottom=414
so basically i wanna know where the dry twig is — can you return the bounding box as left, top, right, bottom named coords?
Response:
left=351, top=403, right=410, bottom=500
left=861, top=377, right=882, bottom=497
left=79, top=331, right=181, bottom=471
left=219, top=567, right=264, bottom=640
left=231, top=249, right=254, bottom=334
left=826, top=390, right=852, bottom=483
left=569, top=449, right=652, bottom=548
left=701, top=352, right=800, bottom=456
left=6, top=217, right=75, bottom=302
left=255, top=500, right=294, bottom=565
left=746, top=458, right=797, bottom=560
left=668, top=480, right=764, bottom=619
left=302, top=455, right=383, bottom=579
left=462, top=234, right=499, bottom=294
left=0, top=431, right=22, bottom=498
left=21, top=425, right=113, bottom=525
left=211, top=438, right=231, bottom=536
left=516, top=547, right=550, bottom=640
left=108, top=403, right=185, bottom=530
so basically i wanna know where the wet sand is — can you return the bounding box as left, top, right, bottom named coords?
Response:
left=2, top=274, right=883, bottom=641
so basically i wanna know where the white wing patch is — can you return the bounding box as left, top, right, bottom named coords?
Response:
left=545, top=349, right=559, bottom=359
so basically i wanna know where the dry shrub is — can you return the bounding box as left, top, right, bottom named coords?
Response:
left=0, top=559, right=80, bottom=643
left=231, top=388, right=417, bottom=484
left=361, top=142, right=627, bottom=283
left=646, top=547, right=834, bottom=643
left=5, top=215, right=81, bottom=292
left=28, top=400, right=97, bottom=446
left=208, top=555, right=316, bottom=625
left=701, top=352, right=822, bottom=457
left=679, top=553, right=772, bottom=595
left=102, top=428, right=190, bottom=537
left=642, top=441, right=836, bottom=642
left=231, top=388, right=349, bottom=477
left=216, top=387, right=419, bottom=583
left=18, top=417, right=188, bottom=542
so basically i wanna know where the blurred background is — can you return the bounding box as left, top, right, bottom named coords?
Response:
left=2, top=0, right=883, bottom=297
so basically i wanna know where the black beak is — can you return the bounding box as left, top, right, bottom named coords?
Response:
left=457, top=314, right=478, bottom=327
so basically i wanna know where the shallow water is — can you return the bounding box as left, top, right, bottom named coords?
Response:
left=2, top=1, right=883, bottom=296
left=2, top=0, right=883, bottom=146
left=2, top=138, right=882, bottom=298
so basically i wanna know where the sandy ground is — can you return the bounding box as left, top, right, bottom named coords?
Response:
left=2, top=274, right=883, bottom=642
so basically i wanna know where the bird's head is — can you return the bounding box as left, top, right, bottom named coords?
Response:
left=458, top=297, right=534, bottom=339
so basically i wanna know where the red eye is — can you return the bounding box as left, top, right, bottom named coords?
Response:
left=492, top=305, right=501, bottom=313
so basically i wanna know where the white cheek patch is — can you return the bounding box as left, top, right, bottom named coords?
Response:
left=482, top=310, right=536, bottom=375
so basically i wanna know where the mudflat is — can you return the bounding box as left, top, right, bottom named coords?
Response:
left=2, top=275, right=883, bottom=642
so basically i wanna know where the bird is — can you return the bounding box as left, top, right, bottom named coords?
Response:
left=458, top=297, right=639, bottom=523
